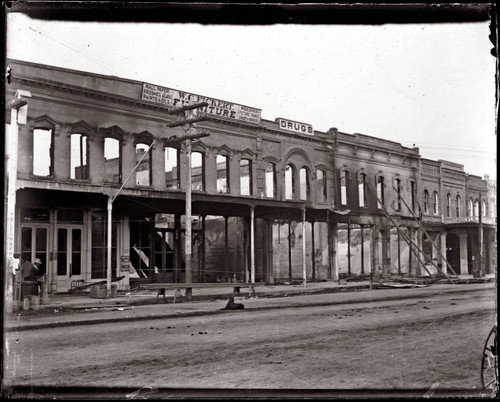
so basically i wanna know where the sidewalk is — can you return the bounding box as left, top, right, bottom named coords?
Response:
left=5, top=276, right=495, bottom=332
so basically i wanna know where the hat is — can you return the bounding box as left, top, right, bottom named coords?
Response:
left=33, top=258, right=42, bottom=265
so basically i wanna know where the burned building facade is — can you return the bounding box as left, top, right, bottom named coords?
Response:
left=4, top=59, right=496, bottom=294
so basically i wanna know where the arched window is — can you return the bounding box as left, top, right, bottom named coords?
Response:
left=265, top=162, right=276, bottom=198
left=481, top=200, right=487, bottom=217
left=433, top=191, right=439, bottom=215
left=376, top=176, right=385, bottom=209
left=340, top=170, right=349, bottom=205
left=165, top=146, right=179, bottom=189
left=285, top=164, right=295, bottom=200
left=456, top=195, right=461, bottom=217
left=33, top=127, right=54, bottom=177
left=410, top=181, right=416, bottom=212
left=474, top=200, right=479, bottom=217
left=446, top=193, right=451, bottom=218
left=316, top=169, right=327, bottom=203
left=216, top=154, right=229, bottom=193
left=395, top=178, right=402, bottom=211
left=423, top=190, right=429, bottom=214
left=70, top=133, right=88, bottom=180
left=104, top=137, right=121, bottom=183
left=240, top=158, right=252, bottom=196
left=299, top=167, right=310, bottom=201
left=358, top=172, right=367, bottom=207
left=191, top=151, right=205, bottom=191
left=467, top=199, right=473, bottom=217
left=135, top=142, right=152, bottom=186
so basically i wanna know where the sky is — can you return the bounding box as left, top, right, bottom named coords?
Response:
left=6, top=10, right=497, bottom=180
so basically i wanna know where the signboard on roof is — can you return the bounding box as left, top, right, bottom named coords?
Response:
left=276, top=118, right=314, bottom=135
left=142, top=83, right=261, bottom=125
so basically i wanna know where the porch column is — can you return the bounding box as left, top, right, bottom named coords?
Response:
left=459, top=233, right=469, bottom=275
left=311, top=221, right=316, bottom=281
left=371, top=226, right=379, bottom=277
left=330, top=223, right=339, bottom=281
left=302, top=208, right=306, bottom=286
left=250, top=206, right=255, bottom=283
left=440, top=232, right=447, bottom=275
left=381, top=228, right=391, bottom=275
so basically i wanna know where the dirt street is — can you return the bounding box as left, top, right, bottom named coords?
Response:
left=3, top=288, right=496, bottom=397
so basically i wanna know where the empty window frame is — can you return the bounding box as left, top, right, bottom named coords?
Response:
left=474, top=200, right=479, bottom=217
left=423, top=190, right=429, bottom=214
left=33, top=128, right=54, bottom=177
left=317, top=169, right=327, bottom=203
left=285, top=164, right=295, bottom=200
left=165, top=146, right=180, bottom=189
left=265, top=162, right=277, bottom=198
left=135, top=142, right=152, bottom=186
left=216, top=154, right=229, bottom=193
left=395, top=178, right=402, bottom=211
left=358, top=173, right=367, bottom=207
left=70, top=133, right=89, bottom=180
left=240, top=158, right=252, bottom=196
left=191, top=151, right=205, bottom=191
left=299, top=167, right=310, bottom=201
left=468, top=199, right=473, bottom=217
left=433, top=191, right=439, bottom=215
left=104, top=137, right=121, bottom=183
left=376, top=176, right=385, bottom=209
left=340, top=170, right=349, bottom=205
left=410, top=181, right=416, bottom=213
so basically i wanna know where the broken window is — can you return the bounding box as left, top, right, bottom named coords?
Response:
left=104, top=137, right=121, bottom=183
left=395, top=178, right=402, bottom=211
left=240, top=158, right=252, bottom=196
left=70, top=133, right=89, bottom=180
left=376, top=176, right=385, bottom=209
left=423, top=190, right=429, bottom=214
left=265, top=162, right=276, bottom=198
left=340, top=170, right=348, bottom=205
left=317, top=169, right=327, bottom=203
left=216, top=154, right=229, bottom=193
left=191, top=151, right=205, bottom=191
left=135, top=142, right=152, bottom=186
left=285, top=164, right=295, bottom=200
left=358, top=173, right=367, bottom=207
left=165, top=146, right=179, bottom=189
left=299, top=167, right=310, bottom=201
left=33, top=128, right=53, bottom=177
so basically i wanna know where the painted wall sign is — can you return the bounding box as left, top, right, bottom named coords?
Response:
left=276, top=118, right=314, bottom=135
left=142, top=83, right=261, bottom=125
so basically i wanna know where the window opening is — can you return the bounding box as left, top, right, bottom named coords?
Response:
left=165, top=146, right=179, bottom=189
left=104, top=137, right=121, bottom=183
left=240, top=159, right=252, bottom=196
left=33, top=128, right=53, bottom=177
left=70, top=133, right=89, bottom=180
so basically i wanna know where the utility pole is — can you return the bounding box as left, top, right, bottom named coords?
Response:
left=478, top=191, right=484, bottom=278
left=166, top=102, right=209, bottom=300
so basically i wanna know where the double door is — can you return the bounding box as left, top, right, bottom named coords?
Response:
left=56, top=226, right=83, bottom=292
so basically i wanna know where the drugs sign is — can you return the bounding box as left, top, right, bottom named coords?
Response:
left=276, top=118, right=313, bottom=135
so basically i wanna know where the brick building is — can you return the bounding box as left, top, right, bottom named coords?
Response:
left=4, top=59, right=496, bottom=295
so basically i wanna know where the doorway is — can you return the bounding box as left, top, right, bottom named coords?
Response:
left=56, top=226, right=84, bottom=292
